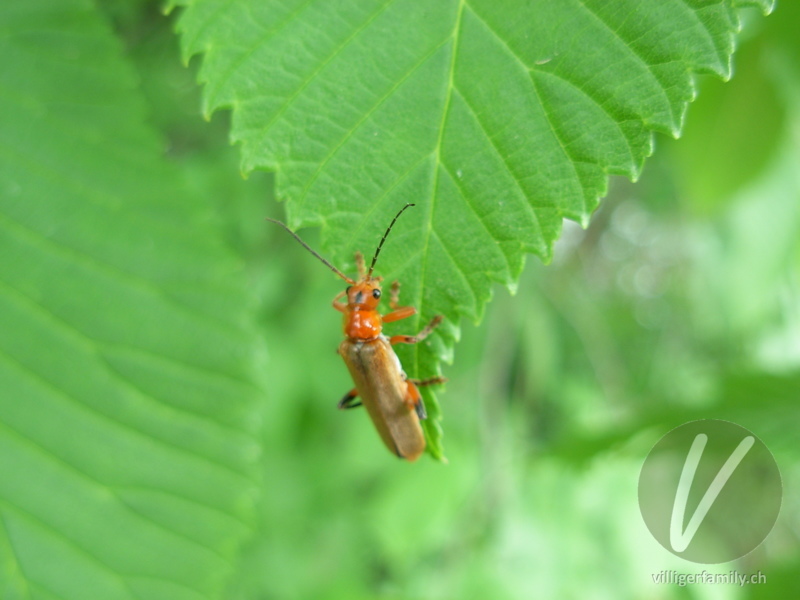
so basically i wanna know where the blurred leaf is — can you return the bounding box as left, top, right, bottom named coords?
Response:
left=173, top=0, right=772, bottom=457
left=0, top=1, right=264, bottom=598
left=549, top=369, right=800, bottom=468
left=684, top=137, right=800, bottom=351
left=669, top=9, right=787, bottom=213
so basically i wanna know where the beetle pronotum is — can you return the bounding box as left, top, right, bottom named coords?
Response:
left=267, top=204, right=445, bottom=461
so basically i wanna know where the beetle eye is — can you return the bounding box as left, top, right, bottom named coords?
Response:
left=372, top=289, right=381, bottom=299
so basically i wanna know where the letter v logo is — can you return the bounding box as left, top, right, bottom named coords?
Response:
left=669, top=434, right=754, bottom=552
left=639, top=420, right=782, bottom=563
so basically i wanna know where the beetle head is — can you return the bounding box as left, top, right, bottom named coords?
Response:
left=346, top=279, right=383, bottom=309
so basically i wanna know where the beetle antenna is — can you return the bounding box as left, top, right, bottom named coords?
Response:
left=266, top=218, right=356, bottom=284
left=367, top=203, right=415, bottom=279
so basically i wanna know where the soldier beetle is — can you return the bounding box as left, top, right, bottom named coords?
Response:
left=267, top=204, right=444, bottom=461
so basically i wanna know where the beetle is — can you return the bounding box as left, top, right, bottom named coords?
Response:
left=267, top=203, right=444, bottom=461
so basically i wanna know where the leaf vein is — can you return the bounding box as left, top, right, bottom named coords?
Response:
left=573, top=0, right=675, bottom=125
left=415, top=0, right=466, bottom=378
left=438, top=156, right=510, bottom=272
left=677, top=0, right=730, bottom=72
left=251, top=0, right=398, bottom=144
left=0, top=347, right=251, bottom=489
left=0, top=420, right=238, bottom=579
left=0, top=511, right=33, bottom=600
left=450, top=85, right=544, bottom=242
left=345, top=151, right=434, bottom=253
left=296, top=35, right=451, bottom=213
left=531, top=68, right=637, bottom=167
left=431, top=229, right=477, bottom=308
left=0, top=479, right=140, bottom=599
left=527, top=71, right=588, bottom=218
left=183, top=0, right=238, bottom=58
left=0, top=276, right=256, bottom=410
left=0, top=174, right=240, bottom=338
left=464, top=4, right=584, bottom=214
left=204, top=0, right=319, bottom=109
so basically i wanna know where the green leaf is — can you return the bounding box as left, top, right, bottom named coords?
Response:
left=174, top=0, right=772, bottom=458
left=0, top=1, right=264, bottom=598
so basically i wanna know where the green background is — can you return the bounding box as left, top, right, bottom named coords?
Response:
left=1, top=0, right=798, bottom=599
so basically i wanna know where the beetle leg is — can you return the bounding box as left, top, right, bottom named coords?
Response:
left=389, top=281, right=402, bottom=309
left=404, top=381, right=427, bottom=420
left=338, top=388, right=362, bottom=409
left=332, top=289, right=347, bottom=313
left=382, top=305, right=416, bottom=323
left=355, top=252, right=366, bottom=280
left=382, top=281, right=418, bottom=323
left=409, top=376, right=448, bottom=387
left=389, top=315, right=443, bottom=345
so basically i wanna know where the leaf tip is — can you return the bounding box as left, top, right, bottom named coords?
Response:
left=719, top=65, right=734, bottom=84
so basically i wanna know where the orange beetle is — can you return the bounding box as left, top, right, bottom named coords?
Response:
left=268, top=204, right=444, bottom=460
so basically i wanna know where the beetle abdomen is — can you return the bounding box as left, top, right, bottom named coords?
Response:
left=339, top=337, right=425, bottom=461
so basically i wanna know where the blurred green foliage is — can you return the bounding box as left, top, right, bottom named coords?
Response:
left=1, top=1, right=798, bottom=600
